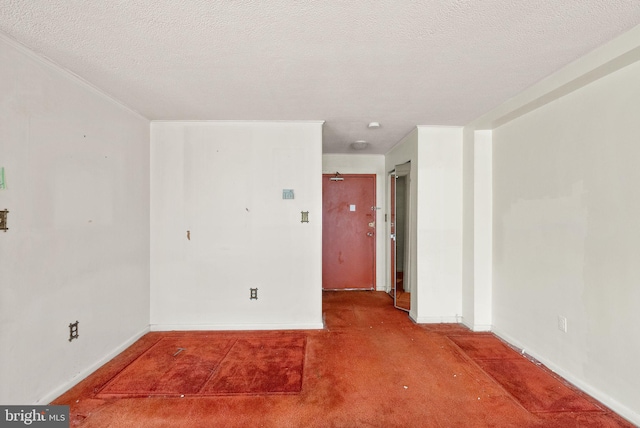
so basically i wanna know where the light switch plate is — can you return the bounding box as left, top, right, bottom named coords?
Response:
left=283, top=189, right=294, bottom=199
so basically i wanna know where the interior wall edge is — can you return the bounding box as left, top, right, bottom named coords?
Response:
left=39, top=326, right=150, bottom=405
left=471, top=324, right=492, bottom=332
left=489, top=45, right=640, bottom=128
left=492, top=327, right=640, bottom=426
left=460, top=317, right=473, bottom=331
left=151, top=119, right=326, bottom=125
left=384, top=127, right=419, bottom=158
left=412, top=316, right=460, bottom=324
left=469, top=24, right=640, bottom=130
left=0, top=31, right=148, bottom=122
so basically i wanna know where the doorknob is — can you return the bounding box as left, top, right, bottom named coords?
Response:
left=367, top=232, right=374, bottom=237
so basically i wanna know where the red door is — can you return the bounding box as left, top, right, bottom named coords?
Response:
left=322, top=174, right=376, bottom=290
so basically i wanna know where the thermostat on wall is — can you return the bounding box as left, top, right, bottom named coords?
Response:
left=283, top=189, right=294, bottom=199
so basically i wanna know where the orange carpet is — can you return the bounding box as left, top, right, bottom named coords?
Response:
left=97, top=335, right=305, bottom=398
left=448, top=334, right=602, bottom=413
left=51, top=291, right=633, bottom=427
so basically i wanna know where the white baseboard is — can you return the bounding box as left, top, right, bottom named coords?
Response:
left=459, top=317, right=492, bottom=332
left=471, top=324, right=492, bottom=332
left=492, top=327, right=640, bottom=426
left=150, top=322, right=325, bottom=332
left=410, top=315, right=460, bottom=324
left=39, top=325, right=150, bottom=405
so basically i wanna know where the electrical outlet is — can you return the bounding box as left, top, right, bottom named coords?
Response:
left=69, top=320, right=79, bottom=342
left=0, top=209, right=8, bottom=232
left=557, top=316, right=567, bottom=333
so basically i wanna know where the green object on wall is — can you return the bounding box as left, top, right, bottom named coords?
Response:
left=0, top=167, right=5, bottom=190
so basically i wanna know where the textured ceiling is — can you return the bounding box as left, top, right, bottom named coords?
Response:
left=1, top=1, right=640, bottom=154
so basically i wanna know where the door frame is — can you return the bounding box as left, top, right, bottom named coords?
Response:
left=389, top=172, right=396, bottom=298
left=389, top=162, right=411, bottom=311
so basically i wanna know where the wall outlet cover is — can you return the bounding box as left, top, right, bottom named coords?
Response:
left=557, top=315, right=567, bottom=333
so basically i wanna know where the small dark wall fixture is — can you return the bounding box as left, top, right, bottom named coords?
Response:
left=69, top=321, right=79, bottom=342
left=0, top=209, right=8, bottom=232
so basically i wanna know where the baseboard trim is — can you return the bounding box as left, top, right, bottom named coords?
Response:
left=39, top=325, right=150, bottom=405
left=411, top=316, right=460, bottom=324
left=150, top=322, right=325, bottom=332
left=492, top=327, right=640, bottom=426
left=471, top=324, right=492, bottom=332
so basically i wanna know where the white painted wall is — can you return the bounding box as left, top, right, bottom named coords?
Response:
left=151, top=121, right=324, bottom=330
left=461, top=128, right=475, bottom=326
left=462, top=128, right=493, bottom=332
left=472, top=130, right=492, bottom=331
left=415, top=127, right=463, bottom=323
left=386, top=127, right=463, bottom=323
left=322, top=154, right=386, bottom=290
left=492, top=59, right=640, bottom=422
left=0, top=36, right=150, bottom=404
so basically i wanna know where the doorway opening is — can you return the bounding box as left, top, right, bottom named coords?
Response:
left=389, top=162, right=411, bottom=311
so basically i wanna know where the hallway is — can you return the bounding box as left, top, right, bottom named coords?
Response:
left=53, top=292, right=631, bottom=427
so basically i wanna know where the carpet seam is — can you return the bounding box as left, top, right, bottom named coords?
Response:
left=97, top=335, right=307, bottom=398
left=446, top=335, right=606, bottom=416
left=443, top=335, right=534, bottom=416
left=195, top=338, right=238, bottom=394
left=93, top=336, right=165, bottom=397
